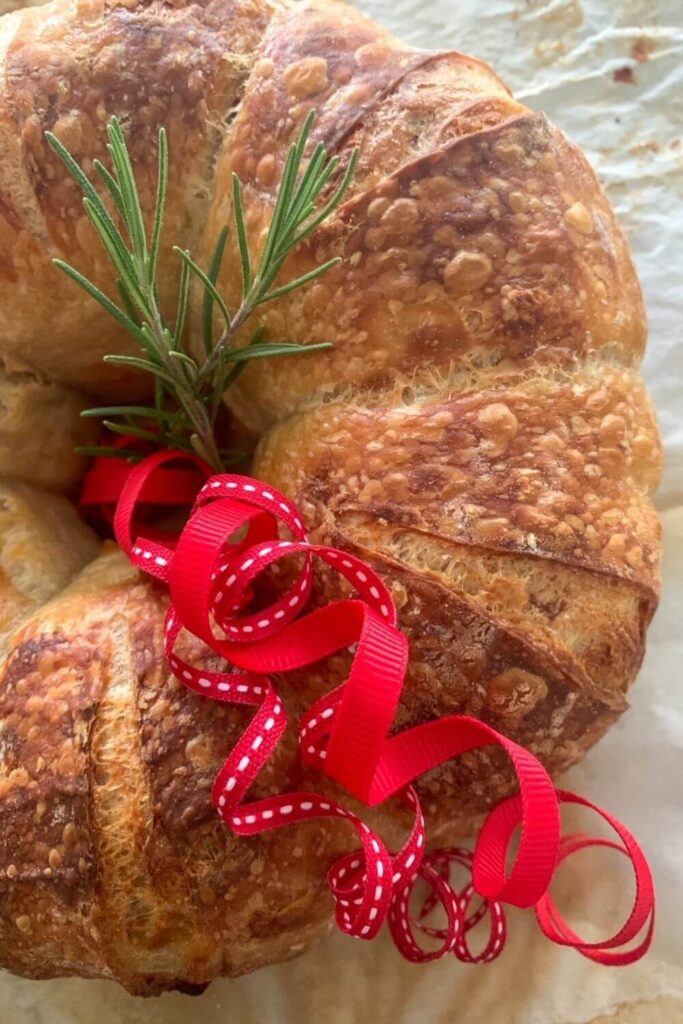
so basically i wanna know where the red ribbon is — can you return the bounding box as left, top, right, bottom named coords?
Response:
left=81, top=449, right=655, bottom=965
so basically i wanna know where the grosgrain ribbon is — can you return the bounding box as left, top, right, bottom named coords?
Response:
left=83, top=449, right=655, bottom=964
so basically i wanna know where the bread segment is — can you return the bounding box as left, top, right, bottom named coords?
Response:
left=0, top=624, right=107, bottom=980
left=202, top=0, right=645, bottom=431
left=255, top=363, right=661, bottom=590
left=0, top=478, right=100, bottom=655
left=0, top=353, right=95, bottom=491
left=253, top=359, right=661, bottom=794
left=0, top=0, right=277, bottom=395
left=0, top=549, right=360, bottom=992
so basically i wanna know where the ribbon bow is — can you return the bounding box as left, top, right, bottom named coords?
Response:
left=81, top=449, right=655, bottom=965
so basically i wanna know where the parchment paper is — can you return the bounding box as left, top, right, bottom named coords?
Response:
left=0, top=1, right=682, bottom=1021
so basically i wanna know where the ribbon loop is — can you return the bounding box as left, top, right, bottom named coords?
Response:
left=534, top=791, right=655, bottom=965
left=112, top=448, right=210, bottom=557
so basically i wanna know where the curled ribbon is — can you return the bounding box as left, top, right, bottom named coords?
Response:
left=81, top=449, right=655, bottom=965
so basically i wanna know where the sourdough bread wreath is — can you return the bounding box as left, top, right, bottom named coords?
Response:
left=0, top=0, right=661, bottom=996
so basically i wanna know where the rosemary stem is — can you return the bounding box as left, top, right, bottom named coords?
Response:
left=148, top=306, right=223, bottom=471
left=197, top=285, right=259, bottom=387
left=187, top=400, right=224, bottom=471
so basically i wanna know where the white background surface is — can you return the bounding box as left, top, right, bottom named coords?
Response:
left=0, top=1, right=682, bottom=1021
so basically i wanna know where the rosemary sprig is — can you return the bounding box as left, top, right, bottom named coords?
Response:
left=46, top=112, right=358, bottom=471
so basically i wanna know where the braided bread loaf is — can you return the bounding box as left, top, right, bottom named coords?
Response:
left=0, top=0, right=661, bottom=995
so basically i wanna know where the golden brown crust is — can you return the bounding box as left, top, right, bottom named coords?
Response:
left=0, top=549, right=366, bottom=993
left=201, top=1, right=646, bottom=432
left=253, top=355, right=660, bottom=799
left=253, top=456, right=654, bottom=825
left=0, top=0, right=277, bottom=395
left=255, top=363, right=662, bottom=594
left=0, top=631, right=107, bottom=979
